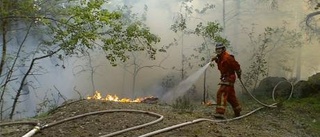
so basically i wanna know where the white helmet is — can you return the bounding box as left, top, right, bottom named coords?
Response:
left=216, top=43, right=225, bottom=49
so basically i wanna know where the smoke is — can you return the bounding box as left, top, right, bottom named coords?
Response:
left=2, top=0, right=320, bottom=119
left=160, top=62, right=211, bottom=104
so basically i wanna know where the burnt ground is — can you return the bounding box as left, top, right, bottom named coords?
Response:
left=1, top=95, right=320, bottom=137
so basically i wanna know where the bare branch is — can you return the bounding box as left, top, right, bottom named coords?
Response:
left=9, top=48, right=61, bottom=119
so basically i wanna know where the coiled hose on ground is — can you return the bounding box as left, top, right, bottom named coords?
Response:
left=0, top=79, right=293, bottom=137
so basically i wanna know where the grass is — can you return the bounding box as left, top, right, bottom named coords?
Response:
left=283, top=93, right=320, bottom=136
left=241, top=92, right=320, bottom=136
left=171, top=95, right=195, bottom=114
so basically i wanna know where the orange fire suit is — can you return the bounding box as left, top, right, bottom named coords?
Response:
left=214, top=51, right=241, bottom=117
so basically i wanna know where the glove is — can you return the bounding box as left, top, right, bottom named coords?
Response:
left=236, top=69, right=242, bottom=79
left=211, top=55, right=217, bottom=62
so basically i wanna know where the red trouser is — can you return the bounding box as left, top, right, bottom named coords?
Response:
left=216, top=85, right=241, bottom=116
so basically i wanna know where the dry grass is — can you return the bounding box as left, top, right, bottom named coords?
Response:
left=1, top=96, right=319, bottom=137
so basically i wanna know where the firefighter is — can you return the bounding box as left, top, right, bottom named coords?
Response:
left=211, top=43, right=242, bottom=118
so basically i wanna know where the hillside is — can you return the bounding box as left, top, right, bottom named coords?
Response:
left=1, top=94, right=320, bottom=137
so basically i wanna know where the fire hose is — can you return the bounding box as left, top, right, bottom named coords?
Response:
left=0, top=109, right=163, bottom=137
left=138, top=79, right=294, bottom=137
left=1, top=79, right=293, bottom=137
left=0, top=121, right=39, bottom=128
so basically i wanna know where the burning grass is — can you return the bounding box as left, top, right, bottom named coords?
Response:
left=86, top=91, right=158, bottom=103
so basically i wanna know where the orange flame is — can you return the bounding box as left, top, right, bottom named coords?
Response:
left=201, top=101, right=215, bottom=106
left=87, top=91, right=152, bottom=103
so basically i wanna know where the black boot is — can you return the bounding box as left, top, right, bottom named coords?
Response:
left=234, top=111, right=240, bottom=117
left=233, top=106, right=241, bottom=117
left=213, top=113, right=226, bottom=119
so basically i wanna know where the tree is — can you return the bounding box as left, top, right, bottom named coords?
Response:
left=170, top=0, right=191, bottom=80
left=106, top=4, right=170, bottom=98
left=192, top=22, right=227, bottom=103
left=0, top=0, right=161, bottom=119
left=242, top=25, right=302, bottom=91
left=170, top=0, right=215, bottom=80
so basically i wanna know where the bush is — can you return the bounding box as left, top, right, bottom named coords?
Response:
left=172, top=95, right=195, bottom=114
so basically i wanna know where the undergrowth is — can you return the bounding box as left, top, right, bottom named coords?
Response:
left=283, top=93, right=320, bottom=136
left=172, top=95, right=195, bottom=114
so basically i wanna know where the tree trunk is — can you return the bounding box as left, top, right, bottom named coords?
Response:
left=0, top=19, right=7, bottom=76
left=0, top=19, right=8, bottom=120
left=9, top=48, right=61, bottom=119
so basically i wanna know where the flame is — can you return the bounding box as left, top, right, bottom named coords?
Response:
left=87, top=91, right=152, bottom=103
left=201, top=101, right=215, bottom=106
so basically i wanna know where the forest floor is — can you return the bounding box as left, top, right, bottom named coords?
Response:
left=1, top=94, right=320, bottom=137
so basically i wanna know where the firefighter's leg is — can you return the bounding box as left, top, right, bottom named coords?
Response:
left=216, top=85, right=228, bottom=115
left=226, top=86, right=241, bottom=117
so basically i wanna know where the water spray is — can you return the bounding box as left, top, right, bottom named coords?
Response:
left=160, top=62, right=212, bottom=104
left=0, top=61, right=295, bottom=137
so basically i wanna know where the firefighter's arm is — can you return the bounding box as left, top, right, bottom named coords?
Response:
left=228, top=56, right=242, bottom=79
left=211, top=55, right=217, bottom=63
left=211, top=55, right=217, bottom=61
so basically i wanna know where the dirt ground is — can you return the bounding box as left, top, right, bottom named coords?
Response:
left=1, top=98, right=319, bottom=137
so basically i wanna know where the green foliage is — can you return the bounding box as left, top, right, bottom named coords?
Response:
left=0, top=0, right=38, bottom=18
left=243, top=25, right=302, bottom=89
left=171, top=14, right=187, bottom=33
left=194, top=22, right=223, bottom=40
left=61, top=1, right=160, bottom=66
left=169, top=0, right=224, bottom=78
left=0, top=0, right=162, bottom=119
left=192, top=22, right=228, bottom=67
left=283, top=93, right=320, bottom=135
left=1, top=0, right=161, bottom=66
left=170, top=0, right=197, bottom=33
left=170, top=0, right=215, bottom=36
